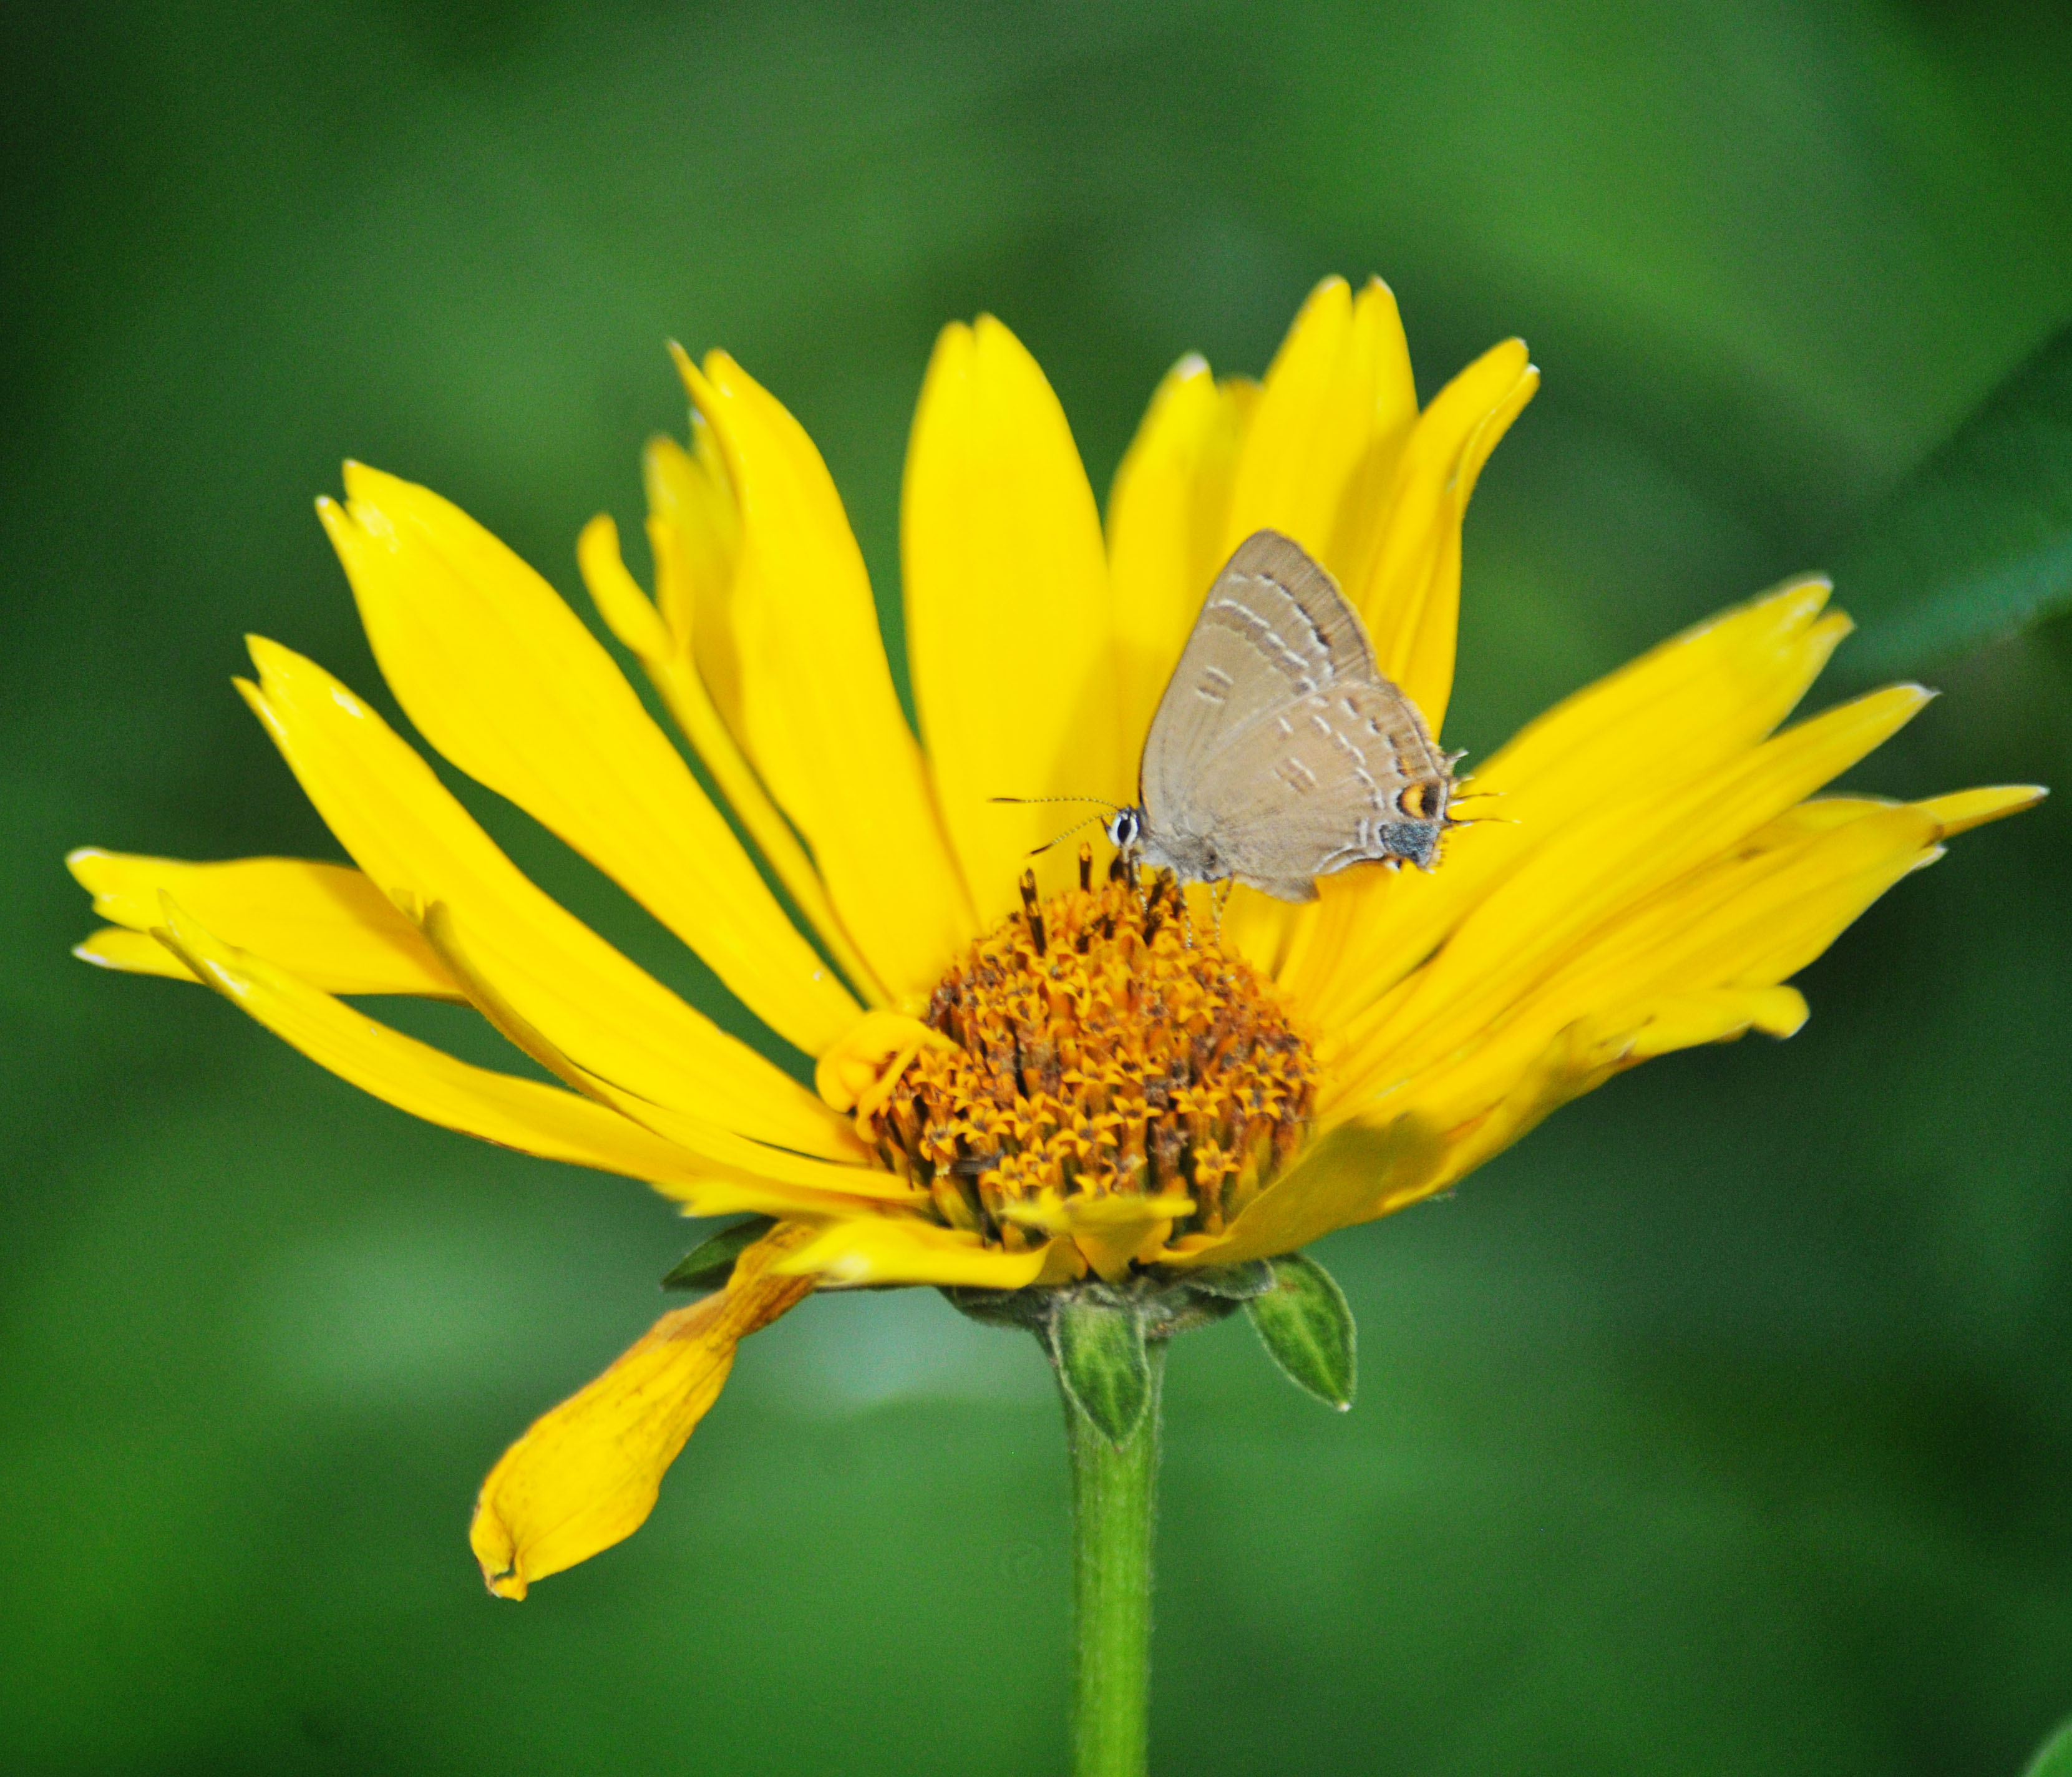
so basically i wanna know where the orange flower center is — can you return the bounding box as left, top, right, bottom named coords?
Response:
left=860, top=856, right=1316, bottom=1263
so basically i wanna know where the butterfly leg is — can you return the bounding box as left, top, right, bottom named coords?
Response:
left=1210, top=878, right=1232, bottom=940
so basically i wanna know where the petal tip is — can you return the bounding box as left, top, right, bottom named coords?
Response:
left=479, top=1558, right=528, bottom=1601
left=666, top=340, right=708, bottom=404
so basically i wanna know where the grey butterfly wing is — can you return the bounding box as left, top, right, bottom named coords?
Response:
left=1193, top=677, right=1446, bottom=896
left=1141, top=530, right=1378, bottom=827
left=1141, top=530, right=1448, bottom=898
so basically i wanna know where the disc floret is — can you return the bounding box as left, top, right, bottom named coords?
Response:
left=858, top=859, right=1318, bottom=1278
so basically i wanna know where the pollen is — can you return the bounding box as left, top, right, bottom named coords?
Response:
left=859, top=855, right=1318, bottom=1275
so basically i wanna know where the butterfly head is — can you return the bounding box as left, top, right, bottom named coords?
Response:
left=1385, top=776, right=1452, bottom=871
left=1104, top=807, right=1144, bottom=853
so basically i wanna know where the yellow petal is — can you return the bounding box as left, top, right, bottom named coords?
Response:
left=1106, top=357, right=1260, bottom=754
left=1133, top=281, right=1414, bottom=984
left=777, top=1215, right=1081, bottom=1288
left=1532, top=804, right=1943, bottom=1008
left=1000, top=1191, right=1197, bottom=1230
left=408, top=900, right=914, bottom=1206
left=240, top=636, right=855, bottom=1159
left=67, top=849, right=458, bottom=997
left=1344, top=684, right=1932, bottom=1079
left=644, top=419, right=745, bottom=741
left=812, top=1008, right=960, bottom=1126
left=1288, top=577, right=1855, bottom=1033
left=903, top=316, right=1124, bottom=919
left=1160, top=1119, right=1446, bottom=1270
left=1914, top=783, right=2048, bottom=835
left=578, top=513, right=891, bottom=1006
left=1487, top=577, right=1847, bottom=797
left=72, top=925, right=198, bottom=981
left=1408, top=987, right=1812, bottom=1206
left=1354, top=337, right=1539, bottom=734
left=470, top=1221, right=818, bottom=1599
left=320, top=466, right=859, bottom=1055
left=153, top=898, right=881, bottom=1217
left=1222, top=277, right=1419, bottom=579
left=1323, top=283, right=1424, bottom=576
left=1001, top=1189, right=1196, bottom=1283
left=1341, top=802, right=1941, bottom=1119
left=678, top=347, right=975, bottom=1002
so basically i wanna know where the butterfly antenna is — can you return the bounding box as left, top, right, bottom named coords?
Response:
left=1025, top=812, right=1107, bottom=858
left=988, top=794, right=1124, bottom=810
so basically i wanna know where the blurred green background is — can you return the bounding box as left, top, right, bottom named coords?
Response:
left=6, top=1, right=2071, bottom=1771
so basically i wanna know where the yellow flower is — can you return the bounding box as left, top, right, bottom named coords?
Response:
left=67, top=276, right=2041, bottom=1599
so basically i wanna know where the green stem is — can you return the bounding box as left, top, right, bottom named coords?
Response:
left=1061, top=1338, right=1165, bottom=1777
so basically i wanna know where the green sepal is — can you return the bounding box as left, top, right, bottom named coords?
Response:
left=1053, top=1297, right=1152, bottom=1445
left=942, top=1263, right=1270, bottom=1338
left=940, top=1284, right=1053, bottom=1332
left=1246, top=1251, right=1356, bottom=1409
left=660, top=1215, right=776, bottom=1292
left=1179, top=1259, right=1274, bottom=1300
left=1139, top=1290, right=1244, bottom=1340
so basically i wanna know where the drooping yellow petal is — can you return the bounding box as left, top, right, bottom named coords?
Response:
left=319, top=466, right=860, bottom=1055
left=153, top=899, right=883, bottom=1217
left=1106, top=356, right=1260, bottom=759
left=903, top=315, right=1124, bottom=918
left=777, top=1215, right=1082, bottom=1288
left=1353, top=337, right=1539, bottom=733
left=1222, top=277, right=1419, bottom=580
left=470, top=1222, right=818, bottom=1599
left=678, top=347, right=975, bottom=1002
left=67, top=849, right=459, bottom=998
left=240, top=636, right=855, bottom=1159
left=578, top=513, right=890, bottom=1006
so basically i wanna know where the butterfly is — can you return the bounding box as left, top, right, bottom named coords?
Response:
left=1104, top=529, right=1459, bottom=903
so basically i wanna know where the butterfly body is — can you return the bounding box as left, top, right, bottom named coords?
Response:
left=1107, top=530, right=1455, bottom=903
